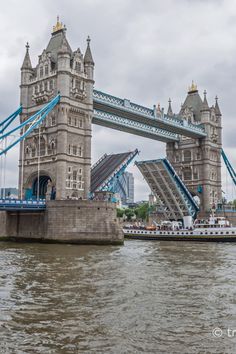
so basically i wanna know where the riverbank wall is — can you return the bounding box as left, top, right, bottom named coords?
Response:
left=0, top=200, right=123, bottom=245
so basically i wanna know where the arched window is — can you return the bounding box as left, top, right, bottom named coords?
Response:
left=184, top=150, right=191, bottom=162
left=31, top=146, right=36, bottom=158
left=39, top=137, right=46, bottom=156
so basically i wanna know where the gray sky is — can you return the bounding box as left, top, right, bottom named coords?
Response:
left=0, top=0, right=236, bottom=200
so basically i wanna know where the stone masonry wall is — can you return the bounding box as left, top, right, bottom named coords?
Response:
left=0, top=200, right=123, bottom=245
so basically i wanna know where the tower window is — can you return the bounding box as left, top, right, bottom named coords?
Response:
left=183, top=150, right=191, bottom=162
left=73, top=146, right=77, bottom=155
left=73, top=170, right=77, bottom=181
left=49, top=80, right=53, bottom=91
left=75, top=62, right=81, bottom=72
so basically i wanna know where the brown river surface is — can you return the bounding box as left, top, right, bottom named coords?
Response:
left=1, top=240, right=236, bottom=353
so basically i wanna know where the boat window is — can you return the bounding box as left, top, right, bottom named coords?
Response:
left=221, top=232, right=224, bottom=234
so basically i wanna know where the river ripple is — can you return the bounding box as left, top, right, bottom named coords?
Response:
left=1, top=241, right=236, bottom=353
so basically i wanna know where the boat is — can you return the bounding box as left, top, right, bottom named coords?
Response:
left=123, top=215, right=236, bottom=242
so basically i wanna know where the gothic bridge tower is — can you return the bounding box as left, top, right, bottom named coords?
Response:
left=166, top=82, right=222, bottom=213
left=19, top=18, right=94, bottom=200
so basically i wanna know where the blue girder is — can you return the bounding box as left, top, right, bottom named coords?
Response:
left=163, top=158, right=199, bottom=217
left=0, top=106, right=22, bottom=134
left=221, top=149, right=236, bottom=186
left=0, top=95, right=60, bottom=156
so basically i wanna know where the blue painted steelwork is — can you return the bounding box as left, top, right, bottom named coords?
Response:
left=93, top=89, right=206, bottom=138
left=0, top=106, right=22, bottom=134
left=93, top=109, right=179, bottom=142
left=136, top=158, right=199, bottom=218
left=221, top=149, right=236, bottom=186
left=0, top=95, right=60, bottom=156
left=99, top=149, right=139, bottom=193
left=163, top=158, right=199, bottom=217
left=0, top=198, right=46, bottom=211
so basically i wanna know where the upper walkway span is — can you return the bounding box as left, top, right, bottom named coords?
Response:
left=93, top=90, right=207, bottom=140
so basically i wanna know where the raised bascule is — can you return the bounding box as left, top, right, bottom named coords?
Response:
left=0, top=18, right=235, bottom=243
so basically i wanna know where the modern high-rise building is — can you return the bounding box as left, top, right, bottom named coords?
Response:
left=114, top=171, right=134, bottom=205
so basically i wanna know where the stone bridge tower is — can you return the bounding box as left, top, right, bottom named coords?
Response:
left=166, top=82, right=222, bottom=213
left=19, top=18, right=94, bottom=200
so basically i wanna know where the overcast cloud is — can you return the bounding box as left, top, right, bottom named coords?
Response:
left=0, top=0, right=236, bottom=200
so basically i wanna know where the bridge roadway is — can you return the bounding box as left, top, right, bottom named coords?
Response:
left=93, top=90, right=207, bottom=140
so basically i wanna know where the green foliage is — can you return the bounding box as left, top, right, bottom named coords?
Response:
left=135, top=202, right=149, bottom=221
left=117, top=202, right=150, bottom=221
left=117, top=208, right=125, bottom=218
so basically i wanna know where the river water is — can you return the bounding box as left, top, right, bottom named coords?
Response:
left=1, top=240, right=236, bottom=353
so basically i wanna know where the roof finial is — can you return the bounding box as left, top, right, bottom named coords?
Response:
left=204, top=89, right=207, bottom=98
left=87, top=36, right=91, bottom=45
left=53, top=16, right=64, bottom=33
left=26, top=42, right=29, bottom=51
left=215, top=95, right=221, bottom=115
left=188, top=80, right=198, bottom=93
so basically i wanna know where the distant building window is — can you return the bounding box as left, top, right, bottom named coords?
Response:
left=40, top=67, right=43, bottom=78
left=79, top=119, right=83, bottom=128
left=68, top=117, right=72, bottom=125
left=45, top=65, right=49, bottom=76
left=78, top=146, right=82, bottom=157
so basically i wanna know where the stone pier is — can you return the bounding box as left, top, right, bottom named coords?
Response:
left=0, top=200, right=123, bottom=245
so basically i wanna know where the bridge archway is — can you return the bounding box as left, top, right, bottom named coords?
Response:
left=32, top=175, right=51, bottom=199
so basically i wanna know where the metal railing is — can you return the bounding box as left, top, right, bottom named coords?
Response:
left=0, top=198, right=46, bottom=210
left=93, top=89, right=206, bottom=135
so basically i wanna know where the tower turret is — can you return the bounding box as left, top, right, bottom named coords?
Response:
left=84, top=36, right=94, bottom=105
left=20, top=43, right=33, bottom=107
left=167, top=98, right=173, bottom=116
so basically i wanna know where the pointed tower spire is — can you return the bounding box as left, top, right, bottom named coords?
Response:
left=84, top=36, right=94, bottom=65
left=215, top=95, right=221, bottom=116
left=21, top=42, right=32, bottom=70
left=167, top=98, right=173, bottom=116
left=201, top=89, right=209, bottom=111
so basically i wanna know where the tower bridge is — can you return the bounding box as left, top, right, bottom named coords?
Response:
left=0, top=17, right=234, bottom=220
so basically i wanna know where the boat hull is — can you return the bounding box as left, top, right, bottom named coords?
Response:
left=124, top=229, right=236, bottom=242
